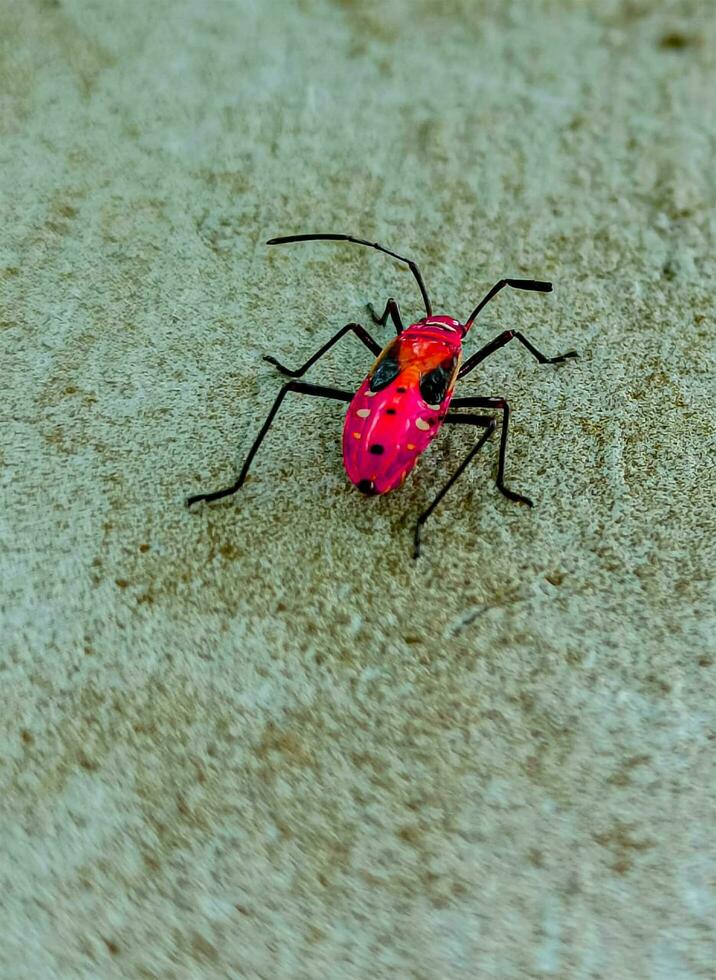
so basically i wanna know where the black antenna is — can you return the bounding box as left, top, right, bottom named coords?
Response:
left=464, top=279, right=552, bottom=331
left=267, top=233, right=432, bottom=317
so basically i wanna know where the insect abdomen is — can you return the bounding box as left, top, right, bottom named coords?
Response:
left=342, top=378, right=446, bottom=495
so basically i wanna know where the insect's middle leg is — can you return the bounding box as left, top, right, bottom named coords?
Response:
left=264, top=322, right=381, bottom=378
left=186, top=381, right=352, bottom=507
left=366, top=297, right=404, bottom=334
left=449, top=396, right=533, bottom=506
left=458, top=331, right=578, bottom=380
left=413, top=416, right=496, bottom=559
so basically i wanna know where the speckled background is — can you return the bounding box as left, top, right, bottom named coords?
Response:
left=1, top=1, right=715, bottom=977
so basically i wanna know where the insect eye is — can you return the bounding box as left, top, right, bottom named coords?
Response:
left=369, top=351, right=401, bottom=392
left=420, top=357, right=457, bottom=404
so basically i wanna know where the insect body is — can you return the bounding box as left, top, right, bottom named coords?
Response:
left=343, top=318, right=462, bottom=496
left=187, top=233, right=578, bottom=557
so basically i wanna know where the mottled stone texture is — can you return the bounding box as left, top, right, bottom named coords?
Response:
left=1, top=1, right=714, bottom=977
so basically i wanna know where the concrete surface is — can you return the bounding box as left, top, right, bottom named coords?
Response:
left=1, top=1, right=715, bottom=977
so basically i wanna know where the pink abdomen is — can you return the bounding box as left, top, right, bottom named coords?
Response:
left=342, top=377, right=447, bottom=495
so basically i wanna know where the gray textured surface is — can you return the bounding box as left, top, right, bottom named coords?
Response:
left=1, top=1, right=715, bottom=977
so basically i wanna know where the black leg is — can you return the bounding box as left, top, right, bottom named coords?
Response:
left=264, top=322, right=381, bottom=378
left=413, top=417, right=497, bottom=559
left=449, top=396, right=533, bottom=506
left=366, top=297, right=404, bottom=335
left=458, top=330, right=578, bottom=380
left=187, top=381, right=352, bottom=507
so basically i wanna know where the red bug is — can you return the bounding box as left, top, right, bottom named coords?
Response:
left=187, top=233, right=578, bottom=557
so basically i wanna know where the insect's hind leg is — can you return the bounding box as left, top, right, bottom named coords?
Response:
left=448, top=397, right=533, bottom=506
left=264, top=322, right=381, bottom=378
left=366, top=297, right=404, bottom=334
left=186, top=381, right=352, bottom=507
left=413, top=415, right=496, bottom=559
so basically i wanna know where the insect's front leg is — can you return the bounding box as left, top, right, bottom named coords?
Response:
left=264, top=322, right=381, bottom=377
left=366, top=297, right=404, bottom=334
